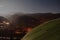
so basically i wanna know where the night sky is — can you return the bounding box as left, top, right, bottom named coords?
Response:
left=0, top=0, right=60, bottom=16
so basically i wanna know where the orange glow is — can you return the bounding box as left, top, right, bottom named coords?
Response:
left=15, top=31, right=22, bottom=34
left=15, top=30, right=22, bottom=34
left=27, top=28, right=32, bottom=32
left=24, top=27, right=32, bottom=32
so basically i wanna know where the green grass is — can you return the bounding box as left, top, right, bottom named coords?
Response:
left=21, top=18, right=60, bottom=40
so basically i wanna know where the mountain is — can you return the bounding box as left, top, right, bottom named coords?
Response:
left=8, top=13, right=60, bottom=30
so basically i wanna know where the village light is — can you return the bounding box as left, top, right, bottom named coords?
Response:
left=3, top=21, right=10, bottom=25
left=5, top=22, right=10, bottom=25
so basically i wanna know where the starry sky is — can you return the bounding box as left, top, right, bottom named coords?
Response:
left=0, top=0, right=60, bottom=16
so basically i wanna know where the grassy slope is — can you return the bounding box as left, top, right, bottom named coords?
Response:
left=21, top=18, right=60, bottom=40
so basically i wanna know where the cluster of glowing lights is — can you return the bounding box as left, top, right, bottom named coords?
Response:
left=3, top=21, right=10, bottom=25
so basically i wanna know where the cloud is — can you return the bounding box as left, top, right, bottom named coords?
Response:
left=0, top=5, right=4, bottom=8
